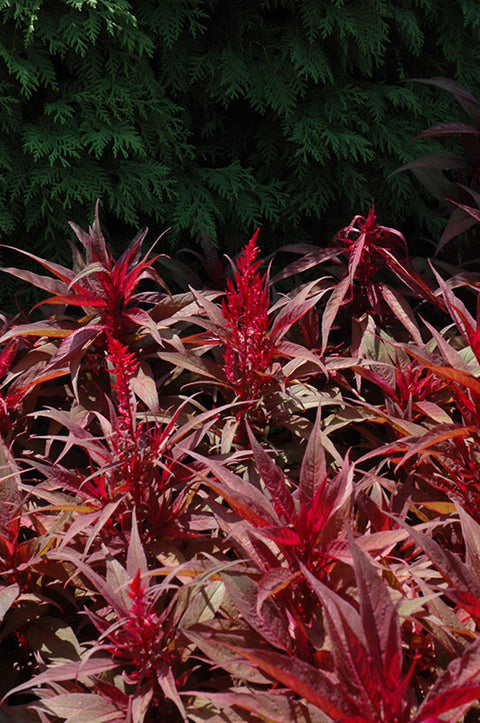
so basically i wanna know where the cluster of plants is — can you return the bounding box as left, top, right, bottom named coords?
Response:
left=2, top=0, right=480, bottom=294
left=1, top=185, right=480, bottom=722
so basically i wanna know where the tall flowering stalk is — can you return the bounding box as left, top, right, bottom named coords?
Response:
left=104, top=334, right=190, bottom=536
left=222, top=230, right=274, bottom=402
left=107, top=334, right=139, bottom=444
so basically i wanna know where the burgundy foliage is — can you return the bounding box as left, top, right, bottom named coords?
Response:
left=1, top=183, right=480, bottom=722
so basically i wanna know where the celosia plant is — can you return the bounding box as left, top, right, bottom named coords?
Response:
left=2, top=202, right=480, bottom=722
left=222, top=230, right=274, bottom=401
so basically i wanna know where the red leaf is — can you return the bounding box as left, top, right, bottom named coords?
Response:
left=321, top=275, right=351, bottom=353
left=269, top=281, right=323, bottom=341
left=414, top=122, right=480, bottom=139
left=246, top=425, right=297, bottom=525
left=410, top=77, right=480, bottom=123
left=298, top=405, right=327, bottom=511
left=256, top=567, right=301, bottom=614
left=416, top=638, right=480, bottom=720
left=221, top=571, right=291, bottom=653
left=301, top=564, right=378, bottom=710
left=219, top=645, right=349, bottom=719
left=2, top=657, right=117, bottom=703
left=398, top=521, right=480, bottom=600
left=348, top=529, right=403, bottom=690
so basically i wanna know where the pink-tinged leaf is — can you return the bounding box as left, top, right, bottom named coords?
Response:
left=0, top=583, right=19, bottom=624
left=0, top=444, right=21, bottom=545
left=37, top=293, right=108, bottom=308
left=421, top=363, right=480, bottom=399
left=188, top=450, right=278, bottom=527
left=185, top=625, right=274, bottom=686
left=306, top=454, right=353, bottom=534
left=271, top=247, right=341, bottom=283
left=436, top=206, right=479, bottom=255
left=0, top=320, right=76, bottom=343
left=447, top=588, right=480, bottom=619
left=299, top=406, right=326, bottom=510
left=66, top=261, right=106, bottom=289
left=417, top=686, right=480, bottom=721
left=45, top=325, right=103, bottom=370
left=129, top=684, right=154, bottom=723
left=347, top=528, right=402, bottom=689
left=189, top=286, right=227, bottom=328
left=414, top=122, right=480, bottom=139
left=269, top=282, right=324, bottom=341
left=448, top=199, right=480, bottom=225
left=411, top=167, right=459, bottom=203
left=0, top=245, right=76, bottom=285
left=397, top=521, right=480, bottom=600
left=260, top=526, right=302, bottom=546
left=350, top=364, right=397, bottom=399
left=256, top=567, right=301, bottom=615
left=279, top=339, right=326, bottom=368
left=457, top=505, right=480, bottom=583
left=419, top=319, right=471, bottom=374
left=196, top=690, right=330, bottom=723
left=301, top=565, right=370, bottom=689
left=415, top=638, right=480, bottom=720
left=397, top=423, right=476, bottom=468
left=392, top=152, right=470, bottom=174
left=378, top=283, right=423, bottom=345
left=105, top=557, right=129, bottom=610
left=47, top=550, right=128, bottom=616
left=81, top=501, right=124, bottom=557
left=410, top=77, right=480, bottom=123
left=126, top=509, right=148, bottom=581
left=157, top=663, right=188, bottom=723
left=246, top=425, right=296, bottom=525
left=2, top=658, right=118, bottom=703
left=348, top=232, right=367, bottom=286
left=124, top=308, right=165, bottom=347
left=429, top=265, right=476, bottom=341
left=35, top=693, right=125, bottom=723
left=221, top=571, right=291, bottom=652
left=378, top=248, right=442, bottom=308
left=156, top=351, right=227, bottom=382
left=219, top=645, right=349, bottom=719
left=321, top=275, right=351, bottom=353
left=1, top=266, right=67, bottom=295
left=129, top=361, right=159, bottom=411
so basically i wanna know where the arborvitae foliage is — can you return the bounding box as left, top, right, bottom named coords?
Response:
left=1, top=0, right=480, bottom=303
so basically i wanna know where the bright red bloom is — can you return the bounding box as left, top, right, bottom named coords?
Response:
left=222, top=230, right=274, bottom=401
left=334, top=204, right=409, bottom=292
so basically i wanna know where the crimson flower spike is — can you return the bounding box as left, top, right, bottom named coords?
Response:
left=222, top=229, right=274, bottom=401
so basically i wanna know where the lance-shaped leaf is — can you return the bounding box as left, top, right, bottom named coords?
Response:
left=347, top=528, right=403, bottom=693
left=221, top=571, right=291, bottom=653
left=2, top=657, right=118, bottom=703
left=196, top=690, right=333, bottom=723
left=301, top=564, right=377, bottom=713
left=414, top=638, right=480, bottom=721
left=321, top=276, right=351, bottom=353
left=246, top=424, right=296, bottom=525
left=298, top=405, right=327, bottom=511
left=188, top=450, right=279, bottom=528
left=396, top=519, right=480, bottom=616
left=409, top=77, right=480, bottom=123
left=202, top=643, right=350, bottom=720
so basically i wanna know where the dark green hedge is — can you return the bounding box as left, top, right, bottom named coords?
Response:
left=1, top=0, right=480, bottom=292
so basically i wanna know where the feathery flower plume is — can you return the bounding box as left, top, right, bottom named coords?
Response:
left=222, top=230, right=274, bottom=402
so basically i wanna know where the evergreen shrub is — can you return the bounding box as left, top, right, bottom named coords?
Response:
left=1, top=0, right=480, bottom=304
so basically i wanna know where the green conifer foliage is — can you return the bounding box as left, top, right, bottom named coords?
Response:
left=0, top=0, right=479, bottom=301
